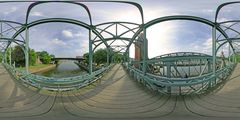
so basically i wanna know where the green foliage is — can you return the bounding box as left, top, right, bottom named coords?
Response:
left=93, top=48, right=107, bottom=65
left=50, top=54, right=55, bottom=58
left=83, top=48, right=123, bottom=65
left=29, top=49, right=37, bottom=66
left=235, top=54, right=240, bottom=62
left=36, top=51, right=53, bottom=64
left=11, top=46, right=38, bottom=67
left=112, top=53, right=123, bottom=63
left=83, top=52, right=89, bottom=64
left=5, top=48, right=11, bottom=64
left=12, top=45, right=25, bottom=67
left=8, top=45, right=54, bottom=67
left=229, top=53, right=240, bottom=63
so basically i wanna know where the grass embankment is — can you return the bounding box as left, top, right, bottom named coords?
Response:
left=17, top=64, right=56, bottom=73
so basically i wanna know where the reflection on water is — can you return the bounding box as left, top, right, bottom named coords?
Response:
left=38, top=61, right=86, bottom=78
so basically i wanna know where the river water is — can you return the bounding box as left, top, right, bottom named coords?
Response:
left=38, top=61, right=86, bottom=78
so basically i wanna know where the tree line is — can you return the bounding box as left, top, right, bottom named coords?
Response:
left=0, top=46, right=124, bottom=67
left=83, top=48, right=124, bottom=65
left=2, top=45, right=54, bottom=67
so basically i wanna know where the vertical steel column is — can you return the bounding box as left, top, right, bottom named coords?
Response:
left=89, top=29, right=93, bottom=75
left=166, top=62, right=171, bottom=93
left=127, top=49, right=130, bottom=62
left=234, top=53, right=236, bottom=63
left=0, top=22, right=3, bottom=63
left=123, top=50, right=127, bottom=63
left=9, top=44, right=11, bottom=66
left=228, top=43, right=230, bottom=62
left=142, top=28, right=147, bottom=74
left=163, top=65, right=165, bottom=76
left=0, top=22, right=1, bottom=37
left=200, top=59, right=202, bottom=73
left=207, top=59, right=211, bottom=72
left=25, top=26, right=29, bottom=73
left=4, top=51, right=7, bottom=64
left=116, top=23, right=118, bottom=36
left=107, top=48, right=110, bottom=65
left=179, top=86, right=181, bottom=95
left=188, top=60, right=191, bottom=77
left=212, top=25, right=217, bottom=85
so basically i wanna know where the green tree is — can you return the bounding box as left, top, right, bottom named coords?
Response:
left=83, top=52, right=89, bottom=64
left=83, top=48, right=124, bottom=65
left=50, top=54, right=55, bottom=58
left=11, top=45, right=38, bottom=67
left=37, top=51, right=52, bottom=64
left=4, top=47, right=11, bottom=64
left=93, top=48, right=107, bottom=65
left=29, top=49, right=37, bottom=66
left=112, top=52, right=123, bottom=63
left=12, top=45, right=25, bottom=67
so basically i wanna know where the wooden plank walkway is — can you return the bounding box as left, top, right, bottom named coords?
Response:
left=0, top=64, right=240, bottom=120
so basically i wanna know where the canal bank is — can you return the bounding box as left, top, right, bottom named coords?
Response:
left=31, top=64, right=56, bottom=74
left=17, top=64, right=56, bottom=74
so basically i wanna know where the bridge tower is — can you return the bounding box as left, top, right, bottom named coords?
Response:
left=135, top=33, right=148, bottom=70
left=135, top=33, right=148, bottom=61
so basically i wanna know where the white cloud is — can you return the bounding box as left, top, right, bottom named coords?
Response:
left=204, top=38, right=212, bottom=47
left=51, top=38, right=67, bottom=46
left=4, top=7, right=17, bottom=15
left=202, top=38, right=212, bottom=55
left=75, top=32, right=82, bottom=37
left=62, top=30, right=74, bottom=38
left=201, top=9, right=214, bottom=13
left=31, top=11, right=45, bottom=17
left=146, top=21, right=179, bottom=58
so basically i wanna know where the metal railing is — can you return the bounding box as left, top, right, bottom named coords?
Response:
left=4, top=63, right=114, bottom=91
left=124, top=62, right=235, bottom=95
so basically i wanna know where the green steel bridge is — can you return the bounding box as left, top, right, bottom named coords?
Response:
left=0, top=1, right=240, bottom=120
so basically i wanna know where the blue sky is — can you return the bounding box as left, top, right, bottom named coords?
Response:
left=0, top=0, right=239, bottom=58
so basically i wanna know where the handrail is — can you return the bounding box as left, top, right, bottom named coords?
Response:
left=3, top=63, right=114, bottom=91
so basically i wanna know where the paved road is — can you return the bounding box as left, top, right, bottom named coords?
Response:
left=0, top=64, right=240, bottom=120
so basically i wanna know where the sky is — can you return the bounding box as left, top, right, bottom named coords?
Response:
left=0, top=0, right=240, bottom=58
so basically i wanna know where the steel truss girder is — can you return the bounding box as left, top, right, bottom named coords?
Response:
left=93, top=22, right=140, bottom=53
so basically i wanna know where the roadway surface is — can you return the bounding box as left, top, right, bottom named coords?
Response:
left=0, top=64, right=240, bottom=120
